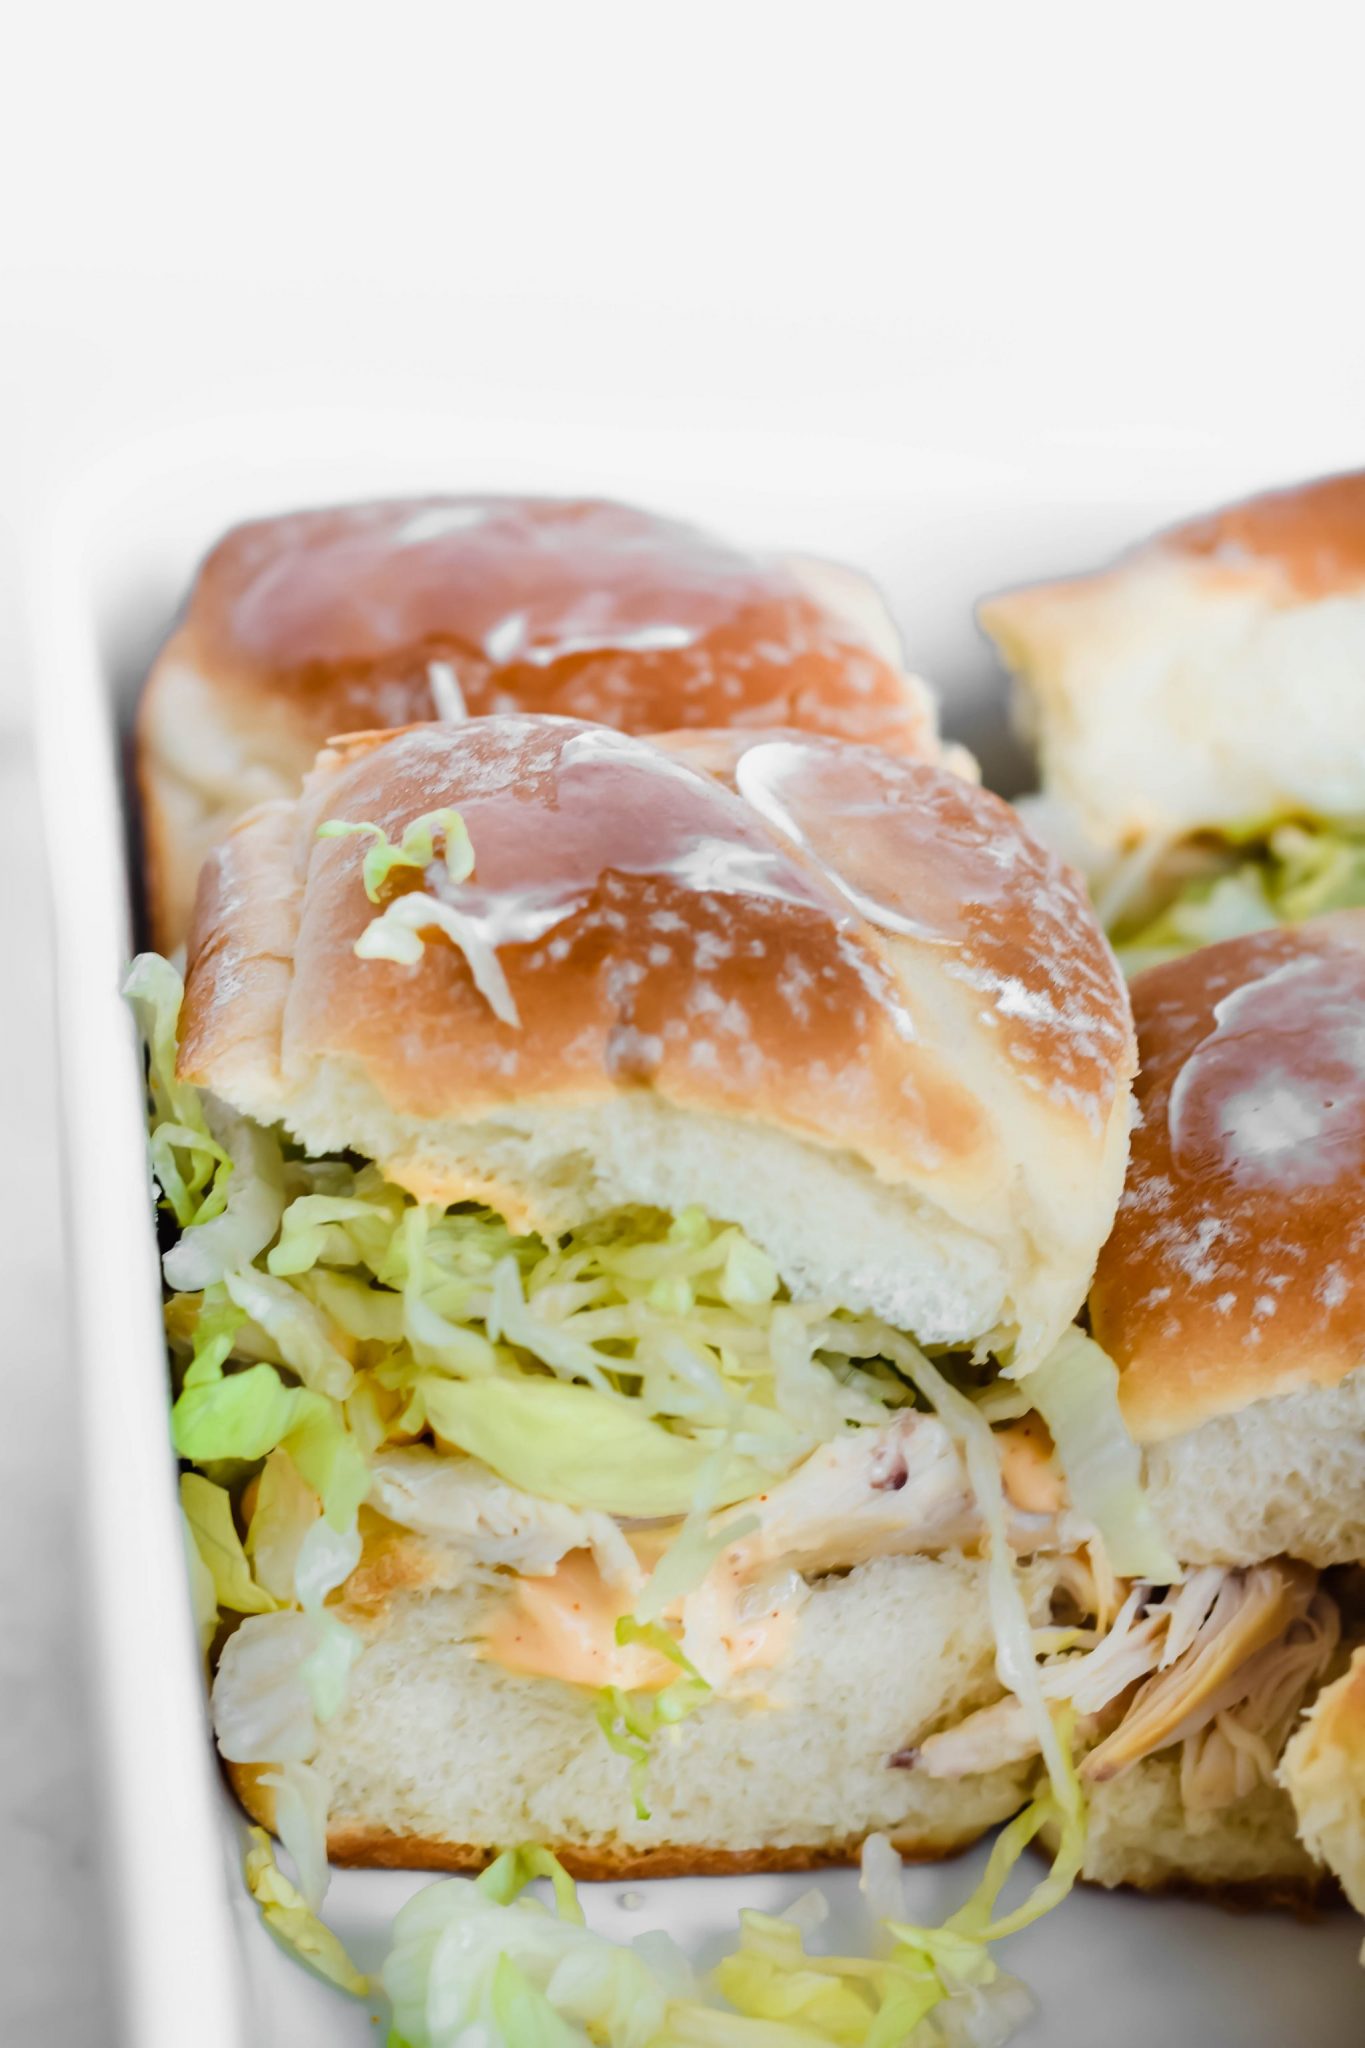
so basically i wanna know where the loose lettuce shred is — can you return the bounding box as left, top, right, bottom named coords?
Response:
left=596, top=1620, right=713, bottom=1822
left=382, top=1828, right=1064, bottom=2048
left=245, top=1825, right=368, bottom=1996
left=1027, top=1329, right=1178, bottom=1583
left=131, top=955, right=925, bottom=1538
left=316, top=807, right=475, bottom=902
left=318, top=806, right=522, bottom=1023
left=1110, top=817, right=1365, bottom=975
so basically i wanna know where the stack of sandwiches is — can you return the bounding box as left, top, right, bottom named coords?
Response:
left=131, top=481, right=1365, bottom=2006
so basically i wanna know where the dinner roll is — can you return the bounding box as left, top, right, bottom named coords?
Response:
left=177, top=718, right=1136, bottom=1365
left=138, top=496, right=946, bottom=948
left=980, top=470, right=1365, bottom=861
left=1089, top=917, right=1365, bottom=1565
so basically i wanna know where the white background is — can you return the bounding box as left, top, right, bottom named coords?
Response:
left=3, top=5, right=1365, bottom=2040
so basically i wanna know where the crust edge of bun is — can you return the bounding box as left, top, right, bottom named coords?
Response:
left=227, top=1763, right=991, bottom=1878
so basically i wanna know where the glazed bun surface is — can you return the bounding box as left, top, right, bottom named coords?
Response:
left=179, top=718, right=1134, bottom=1361
left=139, top=496, right=944, bottom=948
left=1092, top=915, right=1365, bottom=1438
left=979, top=470, right=1365, bottom=859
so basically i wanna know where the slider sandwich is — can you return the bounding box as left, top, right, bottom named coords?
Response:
left=912, top=918, right=1365, bottom=1900
left=138, top=494, right=950, bottom=951
left=979, top=472, right=1365, bottom=971
left=134, top=714, right=1144, bottom=1883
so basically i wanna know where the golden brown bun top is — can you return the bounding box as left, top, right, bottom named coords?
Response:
left=170, top=494, right=937, bottom=754
left=181, top=716, right=1129, bottom=1132
left=1091, top=915, right=1365, bottom=1441
left=1166, top=470, right=1365, bottom=599
left=178, top=720, right=1133, bottom=1339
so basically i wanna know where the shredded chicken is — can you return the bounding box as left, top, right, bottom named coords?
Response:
left=912, top=1559, right=1338, bottom=1810
left=1179, top=1593, right=1340, bottom=1810
left=1083, top=1562, right=1318, bottom=1780
left=723, top=1410, right=1082, bottom=1580
left=372, top=1412, right=1087, bottom=1601
left=367, top=1448, right=644, bottom=1589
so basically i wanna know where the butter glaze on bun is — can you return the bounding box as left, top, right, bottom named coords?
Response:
left=1090, top=915, right=1365, bottom=1565
left=138, top=496, right=946, bottom=948
left=178, top=717, right=1134, bottom=1363
left=979, top=470, right=1365, bottom=859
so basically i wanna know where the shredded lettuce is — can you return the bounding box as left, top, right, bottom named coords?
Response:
left=261, top=1759, right=334, bottom=1914
left=212, top=1612, right=320, bottom=1764
left=181, top=1505, right=220, bottom=1658
left=172, top=1361, right=303, bottom=1464
left=596, top=1620, right=712, bottom=1821
left=132, top=952, right=1106, bottom=2036
left=1027, top=1329, right=1179, bottom=1582
left=124, top=954, right=230, bottom=1226
left=419, top=1375, right=773, bottom=1518
left=162, top=1107, right=285, bottom=1291
left=317, top=808, right=522, bottom=1024
left=293, top=1517, right=364, bottom=1721
left=382, top=1832, right=1055, bottom=2048
left=317, top=807, right=474, bottom=901
left=223, top=1267, right=354, bottom=1399
left=856, top=1325, right=1088, bottom=1930
left=282, top=1394, right=371, bottom=1530
left=247, top=1450, right=322, bottom=1601
left=1268, top=818, right=1365, bottom=919
left=244, top=1825, right=368, bottom=1997
left=129, top=945, right=917, bottom=1549
left=1111, top=817, right=1365, bottom=975
left=180, top=1472, right=277, bottom=1615
left=354, top=893, right=523, bottom=1030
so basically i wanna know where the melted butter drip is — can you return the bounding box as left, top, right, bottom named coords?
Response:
left=408, top=720, right=857, bottom=952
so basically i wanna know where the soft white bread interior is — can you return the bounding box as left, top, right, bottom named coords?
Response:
left=980, top=470, right=1365, bottom=862
left=1088, top=917, right=1365, bottom=1564
left=1141, top=1367, right=1365, bottom=1569
left=1282, top=1647, right=1365, bottom=1922
left=178, top=719, right=1135, bottom=1364
left=219, top=1553, right=1051, bottom=1876
left=138, top=495, right=946, bottom=950
left=1073, top=1754, right=1325, bottom=1906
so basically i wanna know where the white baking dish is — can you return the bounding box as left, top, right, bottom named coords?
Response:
left=30, top=412, right=1365, bottom=2047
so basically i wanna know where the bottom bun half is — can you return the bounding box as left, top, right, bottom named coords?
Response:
left=226, top=1553, right=1046, bottom=1877
left=1066, top=1755, right=1332, bottom=1912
